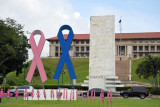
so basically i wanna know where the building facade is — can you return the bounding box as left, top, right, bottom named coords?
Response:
left=47, top=32, right=160, bottom=59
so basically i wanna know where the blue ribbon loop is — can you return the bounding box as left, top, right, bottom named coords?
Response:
left=53, top=25, right=77, bottom=79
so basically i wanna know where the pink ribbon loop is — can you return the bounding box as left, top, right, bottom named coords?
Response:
left=26, top=30, right=47, bottom=83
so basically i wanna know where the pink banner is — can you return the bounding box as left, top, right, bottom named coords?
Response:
left=31, top=89, right=34, bottom=100
left=110, top=90, right=112, bottom=103
left=43, top=89, right=46, bottom=100
left=94, top=90, right=95, bottom=102
left=66, top=89, right=68, bottom=100
left=26, top=30, right=47, bottom=83
left=86, top=90, right=89, bottom=102
left=24, top=89, right=28, bottom=100
left=37, top=89, right=40, bottom=100
left=107, top=91, right=109, bottom=103
left=91, top=90, right=93, bottom=102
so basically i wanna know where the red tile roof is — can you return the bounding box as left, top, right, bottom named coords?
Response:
left=46, top=32, right=160, bottom=41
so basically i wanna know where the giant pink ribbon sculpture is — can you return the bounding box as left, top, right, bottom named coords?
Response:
left=24, top=89, right=28, bottom=100
left=0, top=89, right=3, bottom=98
left=26, top=30, right=47, bottom=83
left=31, top=89, right=34, bottom=100
left=15, top=88, right=19, bottom=100
left=7, top=89, right=10, bottom=100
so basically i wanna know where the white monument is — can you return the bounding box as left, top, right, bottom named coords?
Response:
left=89, top=15, right=122, bottom=92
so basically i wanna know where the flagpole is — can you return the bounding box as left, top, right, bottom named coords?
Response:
left=119, top=16, right=122, bottom=60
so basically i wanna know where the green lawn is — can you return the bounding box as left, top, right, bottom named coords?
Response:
left=6, top=58, right=89, bottom=85
left=0, top=97, right=160, bottom=107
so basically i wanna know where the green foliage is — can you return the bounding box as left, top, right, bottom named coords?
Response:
left=0, top=84, right=14, bottom=92
left=150, top=87, right=160, bottom=95
left=0, top=18, right=30, bottom=82
left=6, top=80, right=16, bottom=86
left=135, top=55, right=160, bottom=87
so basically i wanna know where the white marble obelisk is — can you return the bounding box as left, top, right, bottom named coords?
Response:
left=89, top=16, right=117, bottom=91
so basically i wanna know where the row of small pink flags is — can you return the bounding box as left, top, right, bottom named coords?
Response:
left=0, top=89, right=112, bottom=104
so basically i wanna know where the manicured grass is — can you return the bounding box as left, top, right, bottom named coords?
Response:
left=6, top=58, right=89, bottom=85
left=0, top=97, right=160, bottom=107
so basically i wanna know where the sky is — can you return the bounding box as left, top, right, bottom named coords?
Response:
left=0, top=0, right=160, bottom=61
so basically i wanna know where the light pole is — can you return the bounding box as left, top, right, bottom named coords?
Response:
left=23, top=62, right=27, bottom=85
left=61, top=70, right=66, bottom=88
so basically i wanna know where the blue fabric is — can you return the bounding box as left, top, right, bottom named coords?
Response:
left=53, top=25, right=77, bottom=79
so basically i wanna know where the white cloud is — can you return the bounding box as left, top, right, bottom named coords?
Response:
left=0, top=0, right=89, bottom=60
left=74, top=12, right=80, bottom=19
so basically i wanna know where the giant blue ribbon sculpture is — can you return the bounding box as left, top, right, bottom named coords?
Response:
left=53, top=25, right=77, bottom=80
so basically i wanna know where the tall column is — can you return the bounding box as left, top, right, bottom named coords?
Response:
left=89, top=15, right=117, bottom=91
left=118, top=46, right=119, bottom=56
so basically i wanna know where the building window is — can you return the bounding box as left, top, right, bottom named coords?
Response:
left=86, top=47, right=89, bottom=51
left=51, top=41, right=54, bottom=44
left=151, top=40, right=155, bottom=43
left=145, top=40, right=148, bottom=43
left=76, top=47, right=79, bottom=51
left=56, top=47, right=58, bottom=51
left=81, top=40, right=84, bottom=44
left=81, top=47, right=84, bottom=51
left=86, top=40, right=89, bottom=44
left=151, top=46, right=155, bottom=50
left=145, top=46, right=149, bottom=50
left=157, top=46, right=160, bottom=50
left=145, top=53, right=149, bottom=57
left=55, top=53, right=58, bottom=57
left=76, top=41, right=79, bottom=44
left=133, top=40, right=137, bottom=43
left=139, top=40, right=143, bottom=43
left=139, top=53, right=143, bottom=57
left=133, top=46, right=137, bottom=51
left=157, top=40, right=160, bottom=43
left=56, top=40, right=58, bottom=44
left=134, top=54, right=137, bottom=58
left=86, top=53, right=89, bottom=57
left=139, top=46, right=143, bottom=51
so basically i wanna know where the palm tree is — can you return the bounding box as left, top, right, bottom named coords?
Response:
left=136, top=55, right=160, bottom=87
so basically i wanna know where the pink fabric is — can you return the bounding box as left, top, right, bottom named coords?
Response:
left=31, top=89, right=34, bottom=99
left=66, top=89, right=68, bottom=100
left=107, top=91, right=109, bottom=103
left=76, top=90, right=78, bottom=101
left=15, top=88, right=19, bottom=99
left=110, top=90, right=112, bottom=103
left=101, top=90, right=104, bottom=103
left=63, top=89, right=65, bottom=99
left=86, top=90, right=89, bottom=102
left=7, top=89, right=10, bottom=99
left=91, top=90, right=93, bottom=102
left=43, top=89, right=46, bottom=100
left=94, top=90, right=95, bottom=102
left=81, top=90, right=83, bottom=100
left=72, top=90, right=74, bottom=100
left=24, top=89, right=28, bottom=100
left=26, top=30, right=47, bottom=83
left=50, top=89, right=53, bottom=100
left=0, top=89, right=3, bottom=98
left=37, top=89, right=40, bottom=100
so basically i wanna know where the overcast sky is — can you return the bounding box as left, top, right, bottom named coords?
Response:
left=0, top=0, right=160, bottom=60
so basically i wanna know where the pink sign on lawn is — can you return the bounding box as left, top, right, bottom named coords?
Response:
left=26, top=30, right=47, bottom=83
left=31, top=89, right=34, bottom=100
left=15, top=88, right=19, bottom=100
left=0, top=89, right=3, bottom=98
left=7, top=89, right=10, bottom=100
left=43, top=89, right=46, bottom=100
left=24, top=89, right=28, bottom=100
left=37, top=89, right=40, bottom=100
